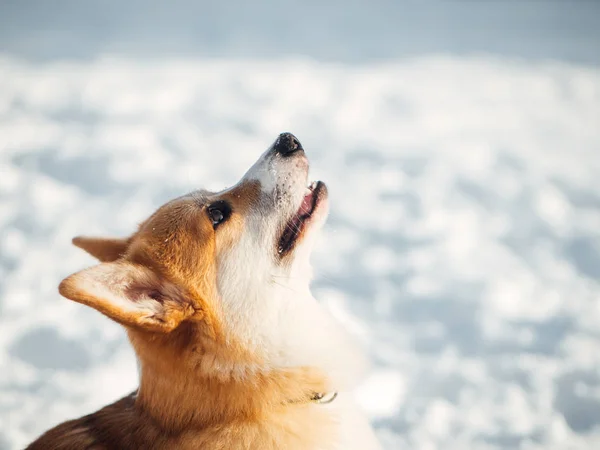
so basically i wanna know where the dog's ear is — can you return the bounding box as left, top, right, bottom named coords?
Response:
left=72, top=236, right=130, bottom=262
left=59, top=261, right=194, bottom=332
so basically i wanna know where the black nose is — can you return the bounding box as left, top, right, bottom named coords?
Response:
left=273, top=132, right=303, bottom=156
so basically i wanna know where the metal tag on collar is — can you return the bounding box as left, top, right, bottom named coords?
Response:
left=311, top=392, right=338, bottom=404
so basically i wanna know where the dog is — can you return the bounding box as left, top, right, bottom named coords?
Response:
left=27, top=133, right=381, bottom=450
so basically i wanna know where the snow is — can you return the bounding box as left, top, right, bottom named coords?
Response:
left=2, top=1, right=600, bottom=65
left=1, top=55, right=600, bottom=450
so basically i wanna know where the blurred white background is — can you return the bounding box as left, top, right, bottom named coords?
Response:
left=1, top=1, right=600, bottom=449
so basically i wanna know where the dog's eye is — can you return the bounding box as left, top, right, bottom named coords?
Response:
left=207, top=201, right=231, bottom=228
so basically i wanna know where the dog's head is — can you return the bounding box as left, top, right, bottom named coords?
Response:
left=60, top=133, right=350, bottom=376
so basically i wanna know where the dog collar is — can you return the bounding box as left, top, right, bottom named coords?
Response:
left=310, top=391, right=338, bottom=404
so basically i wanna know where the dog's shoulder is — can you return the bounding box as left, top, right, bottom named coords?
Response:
left=25, top=392, right=138, bottom=450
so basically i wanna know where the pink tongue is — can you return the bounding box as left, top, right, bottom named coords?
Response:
left=298, top=191, right=313, bottom=216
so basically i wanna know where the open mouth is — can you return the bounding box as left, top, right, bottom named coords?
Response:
left=277, top=181, right=325, bottom=256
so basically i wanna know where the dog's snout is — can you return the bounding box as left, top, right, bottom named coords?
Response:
left=274, top=132, right=303, bottom=156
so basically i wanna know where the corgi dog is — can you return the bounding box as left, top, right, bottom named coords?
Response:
left=27, top=133, right=381, bottom=450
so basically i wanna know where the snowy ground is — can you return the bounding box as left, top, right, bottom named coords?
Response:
left=1, top=55, right=600, bottom=449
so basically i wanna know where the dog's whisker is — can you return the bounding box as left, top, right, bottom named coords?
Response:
left=271, top=280, right=300, bottom=294
left=270, top=274, right=298, bottom=279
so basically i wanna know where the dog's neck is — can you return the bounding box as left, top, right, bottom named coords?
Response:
left=128, top=324, right=331, bottom=433
left=217, top=285, right=369, bottom=394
